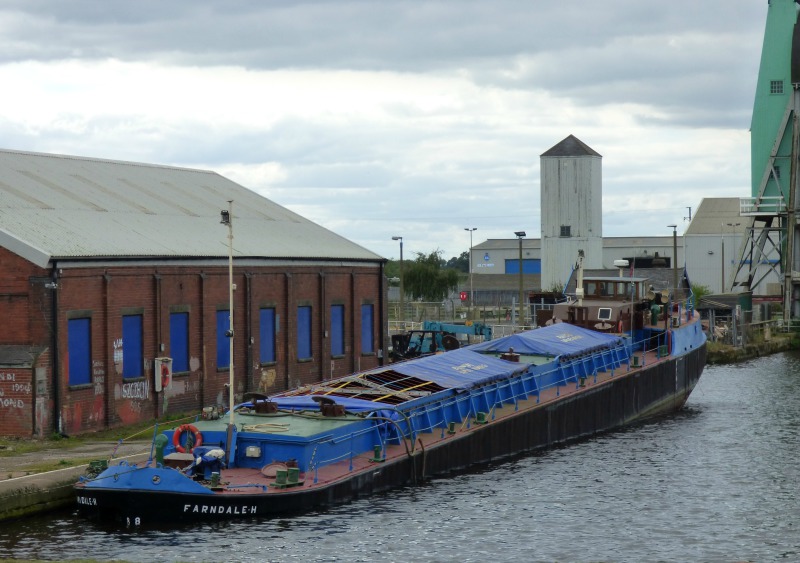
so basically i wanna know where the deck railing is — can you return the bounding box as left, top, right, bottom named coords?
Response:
left=309, top=332, right=675, bottom=477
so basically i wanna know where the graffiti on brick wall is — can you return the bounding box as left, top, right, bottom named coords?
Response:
left=93, top=359, right=105, bottom=395
left=0, top=372, right=27, bottom=409
left=122, top=379, right=150, bottom=400
left=113, top=338, right=123, bottom=375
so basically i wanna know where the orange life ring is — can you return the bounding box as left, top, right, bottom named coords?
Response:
left=172, top=424, right=203, bottom=453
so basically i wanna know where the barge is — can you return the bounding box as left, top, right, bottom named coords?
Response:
left=75, top=268, right=706, bottom=525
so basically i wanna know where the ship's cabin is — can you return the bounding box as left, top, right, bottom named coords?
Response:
left=581, top=277, right=645, bottom=301
left=550, top=276, right=651, bottom=333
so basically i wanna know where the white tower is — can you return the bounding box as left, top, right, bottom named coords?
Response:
left=540, top=135, right=603, bottom=291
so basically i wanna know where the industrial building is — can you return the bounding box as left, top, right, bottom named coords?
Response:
left=465, top=134, right=778, bottom=314
left=0, top=149, right=386, bottom=438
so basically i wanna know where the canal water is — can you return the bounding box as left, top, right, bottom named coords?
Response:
left=1, top=352, right=799, bottom=562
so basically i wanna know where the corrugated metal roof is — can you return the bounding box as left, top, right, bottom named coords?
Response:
left=685, top=197, right=745, bottom=235
left=0, top=149, right=382, bottom=267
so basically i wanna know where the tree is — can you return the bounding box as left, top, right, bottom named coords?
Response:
left=404, top=249, right=460, bottom=301
left=445, top=251, right=469, bottom=273
left=384, top=259, right=400, bottom=284
left=691, top=283, right=712, bottom=304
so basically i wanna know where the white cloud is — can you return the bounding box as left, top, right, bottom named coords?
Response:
left=0, top=0, right=767, bottom=260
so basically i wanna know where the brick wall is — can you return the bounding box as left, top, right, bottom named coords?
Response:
left=0, top=367, right=33, bottom=436
left=50, top=261, right=384, bottom=436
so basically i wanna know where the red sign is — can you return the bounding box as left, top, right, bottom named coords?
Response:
left=460, top=291, right=468, bottom=301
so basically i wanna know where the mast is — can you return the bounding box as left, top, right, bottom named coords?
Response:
left=221, top=201, right=235, bottom=429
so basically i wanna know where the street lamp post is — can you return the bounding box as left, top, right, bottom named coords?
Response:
left=723, top=222, right=741, bottom=292
left=392, top=236, right=404, bottom=324
left=667, top=224, right=678, bottom=293
left=514, top=231, right=526, bottom=329
left=464, top=228, right=477, bottom=319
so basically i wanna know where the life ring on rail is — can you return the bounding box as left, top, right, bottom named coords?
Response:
left=173, top=424, right=203, bottom=453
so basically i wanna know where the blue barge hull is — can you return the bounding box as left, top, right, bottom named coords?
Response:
left=76, top=318, right=706, bottom=524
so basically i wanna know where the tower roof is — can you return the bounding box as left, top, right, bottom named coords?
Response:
left=541, top=134, right=601, bottom=157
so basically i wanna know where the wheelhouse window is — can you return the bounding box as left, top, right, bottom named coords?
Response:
left=68, top=318, right=91, bottom=386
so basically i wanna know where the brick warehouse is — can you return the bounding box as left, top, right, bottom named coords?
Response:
left=0, top=149, right=386, bottom=438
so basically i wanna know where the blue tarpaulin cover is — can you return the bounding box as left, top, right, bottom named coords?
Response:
left=386, top=348, right=530, bottom=390
left=264, top=325, right=624, bottom=405
left=469, top=323, right=623, bottom=358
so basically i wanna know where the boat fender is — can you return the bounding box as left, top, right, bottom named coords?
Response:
left=173, top=424, right=203, bottom=453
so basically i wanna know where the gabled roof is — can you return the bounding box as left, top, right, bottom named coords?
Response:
left=0, top=149, right=382, bottom=268
left=541, top=134, right=602, bottom=158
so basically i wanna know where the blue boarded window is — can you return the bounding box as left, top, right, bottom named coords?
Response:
left=122, top=314, right=143, bottom=379
left=504, top=259, right=541, bottom=274
left=217, top=310, right=230, bottom=369
left=260, top=307, right=276, bottom=364
left=68, top=318, right=91, bottom=386
left=361, top=304, right=374, bottom=354
left=297, top=306, right=312, bottom=360
left=331, top=304, right=344, bottom=357
left=169, top=312, right=189, bottom=373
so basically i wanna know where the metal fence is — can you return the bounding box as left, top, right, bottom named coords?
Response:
left=388, top=299, right=536, bottom=337
left=705, top=314, right=800, bottom=348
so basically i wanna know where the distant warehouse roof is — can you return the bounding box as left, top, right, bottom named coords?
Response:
left=0, top=149, right=382, bottom=268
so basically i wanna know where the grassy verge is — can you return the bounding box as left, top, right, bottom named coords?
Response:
left=0, top=413, right=194, bottom=458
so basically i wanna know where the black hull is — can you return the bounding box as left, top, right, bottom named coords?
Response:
left=76, top=344, right=706, bottom=523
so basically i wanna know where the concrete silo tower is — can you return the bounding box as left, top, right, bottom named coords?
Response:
left=540, top=135, right=603, bottom=291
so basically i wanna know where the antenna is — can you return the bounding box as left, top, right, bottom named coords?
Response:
left=684, top=207, right=692, bottom=222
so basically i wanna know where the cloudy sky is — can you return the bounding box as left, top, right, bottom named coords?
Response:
left=0, top=1, right=767, bottom=260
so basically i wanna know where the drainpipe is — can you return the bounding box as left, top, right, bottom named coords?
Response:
left=319, top=272, right=327, bottom=379
left=50, top=262, right=61, bottom=435
left=245, top=272, right=253, bottom=393
left=379, top=261, right=386, bottom=366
